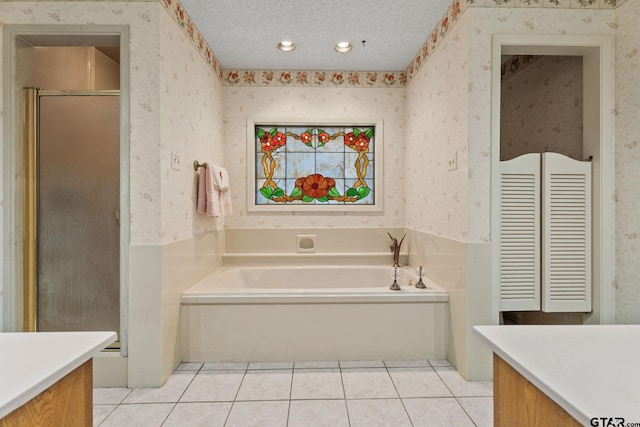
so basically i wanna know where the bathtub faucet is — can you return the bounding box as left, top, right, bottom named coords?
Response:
left=387, top=233, right=406, bottom=267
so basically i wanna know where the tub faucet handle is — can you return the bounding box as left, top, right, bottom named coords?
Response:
left=415, top=266, right=427, bottom=289
left=390, top=267, right=401, bottom=291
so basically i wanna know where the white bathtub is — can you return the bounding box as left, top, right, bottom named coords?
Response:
left=181, top=266, right=449, bottom=362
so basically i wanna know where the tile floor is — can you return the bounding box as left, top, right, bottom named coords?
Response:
left=93, top=360, right=493, bottom=427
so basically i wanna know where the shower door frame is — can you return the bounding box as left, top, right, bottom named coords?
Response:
left=2, top=25, right=130, bottom=357
left=24, top=89, right=122, bottom=343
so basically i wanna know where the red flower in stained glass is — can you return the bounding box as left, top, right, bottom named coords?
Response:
left=355, top=135, right=370, bottom=152
left=318, top=132, right=330, bottom=144
left=272, top=132, right=286, bottom=147
left=260, top=133, right=275, bottom=151
left=296, top=174, right=336, bottom=199
left=344, top=132, right=356, bottom=147
left=300, top=132, right=312, bottom=144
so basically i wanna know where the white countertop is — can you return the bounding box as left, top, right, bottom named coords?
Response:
left=0, top=331, right=117, bottom=419
left=474, top=325, right=640, bottom=425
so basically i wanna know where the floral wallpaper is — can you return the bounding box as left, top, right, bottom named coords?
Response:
left=0, top=2, right=167, bottom=248
left=465, top=6, right=615, bottom=243
left=222, top=86, right=405, bottom=229
left=613, top=0, right=640, bottom=324
left=158, top=9, right=225, bottom=243
left=404, top=12, right=470, bottom=242
left=0, top=1, right=226, bottom=248
left=501, top=55, right=584, bottom=161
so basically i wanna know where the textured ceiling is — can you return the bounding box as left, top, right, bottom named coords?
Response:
left=178, top=0, right=453, bottom=71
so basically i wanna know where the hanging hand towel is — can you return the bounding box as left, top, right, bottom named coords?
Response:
left=196, top=163, right=208, bottom=214
left=211, top=164, right=233, bottom=216
left=196, top=163, right=221, bottom=217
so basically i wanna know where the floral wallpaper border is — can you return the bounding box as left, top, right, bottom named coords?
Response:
left=501, top=55, right=541, bottom=80
left=404, top=0, right=625, bottom=83
left=222, top=70, right=407, bottom=88
left=158, top=0, right=626, bottom=88
left=159, top=0, right=223, bottom=80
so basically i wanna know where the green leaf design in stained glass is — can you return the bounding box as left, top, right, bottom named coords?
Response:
left=260, top=187, right=273, bottom=199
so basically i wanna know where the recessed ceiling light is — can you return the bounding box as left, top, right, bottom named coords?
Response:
left=277, top=40, right=296, bottom=52
left=334, top=41, right=352, bottom=53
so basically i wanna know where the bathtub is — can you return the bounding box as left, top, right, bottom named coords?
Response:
left=181, top=266, right=449, bottom=362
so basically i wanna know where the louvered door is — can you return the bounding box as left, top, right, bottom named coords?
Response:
left=542, top=153, right=591, bottom=312
left=498, top=154, right=541, bottom=311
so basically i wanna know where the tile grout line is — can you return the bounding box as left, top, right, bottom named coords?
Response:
left=338, top=365, right=352, bottom=427
left=453, top=396, right=480, bottom=427
left=222, top=365, right=249, bottom=427
left=159, top=364, right=203, bottom=426
left=285, top=366, right=294, bottom=427
left=94, top=385, right=134, bottom=426
left=432, top=365, right=456, bottom=398
left=95, top=403, right=119, bottom=427
left=432, top=365, right=480, bottom=426
left=385, top=363, right=415, bottom=427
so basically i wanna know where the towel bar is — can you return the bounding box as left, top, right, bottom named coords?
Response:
left=194, top=160, right=206, bottom=171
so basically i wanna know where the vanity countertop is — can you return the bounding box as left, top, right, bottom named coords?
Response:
left=474, top=325, right=640, bottom=425
left=0, top=331, right=117, bottom=419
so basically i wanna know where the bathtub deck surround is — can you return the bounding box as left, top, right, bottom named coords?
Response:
left=94, top=359, right=493, bottom=426
left=222, top=227, right=409, bottom=266
left=181, top=266, right=449, bottom=362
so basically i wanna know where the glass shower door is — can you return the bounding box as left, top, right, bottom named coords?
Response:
left=37, top=92, right=120, bottom=336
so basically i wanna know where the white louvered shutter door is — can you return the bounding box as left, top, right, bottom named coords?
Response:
left=542, top=152, right=592, bottom=312
left=499, top=153, right=541, bottom=311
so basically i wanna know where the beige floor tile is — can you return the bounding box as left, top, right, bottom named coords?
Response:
left=93, top=387, right=131, bottom=405
left=347, top=399, right=412, bottom=427
left=235, top=369, right=292, bottom=401
left=340, top=360, right=385, bottom=368
left=224, top=401, right=289, bottom=427
left=291, top=368, right=344, bottom=399
left=341, top=368, right=398, bottom=399
left=403, top=397, right=475, bottom=427
left=93, top=404, right=116, bottom=426
left=384, top=359, right=431, bottom=368
left=288, top=400, right=349, bottom=427
left=388, top=367, right=452, bottom=398
left=123, top=371, right=195, bottom=403
left=99, top=403, right=174, bottom=427
left=180, top=370, right=245, bottom=402
left=458, top=396, right=494, bottom=427
left=434, top=367, right=493, bottom=397
left=162, top=402, right=232, bottom=427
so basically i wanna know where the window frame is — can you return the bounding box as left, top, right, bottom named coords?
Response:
left=246, top=117, right=384, bottom=213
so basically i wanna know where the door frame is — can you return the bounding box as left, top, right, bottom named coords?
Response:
left=2, top=25, right=130, bottom=355
left=490, top=34, right=615, bottom=325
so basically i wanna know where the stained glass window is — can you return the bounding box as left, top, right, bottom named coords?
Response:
left=252, top=124, right=377, bottom=208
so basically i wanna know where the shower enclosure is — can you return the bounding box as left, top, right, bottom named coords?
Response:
left=23, top=89, right=120, bottom=339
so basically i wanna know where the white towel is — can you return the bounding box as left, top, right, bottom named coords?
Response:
left=196, top=163, right=232, bottom=217
left=211, top=164, right=230, bottom=190
left=212, top=164, right=233, bottom=216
